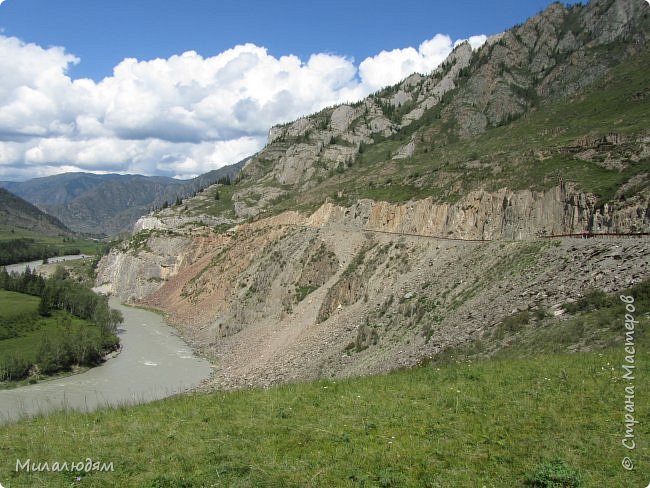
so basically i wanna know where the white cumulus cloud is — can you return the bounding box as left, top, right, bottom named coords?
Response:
left=0, top=31, right=485, bottom=181
left=455, top=34, right=489, bottom=50
left=359, top=33, right=457, bottom=91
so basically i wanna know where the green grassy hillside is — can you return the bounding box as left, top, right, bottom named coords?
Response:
left=0, top=225, right=103, bottom=265
left=0, top=187, right=103, bottom=265
left=0, top=188, right=70, bottom=237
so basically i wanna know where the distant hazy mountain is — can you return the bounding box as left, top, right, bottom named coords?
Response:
left=0, top=188, right=72, bottom=236
left=0, top=160, right=246, bottom=235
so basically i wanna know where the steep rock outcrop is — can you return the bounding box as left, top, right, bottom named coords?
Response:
left=238, top=42, right=477, bottom=191
left=232, top=0, right=648, bottom=219
left=96, top=234, right=200, bottom=301
left=304, top=184, right=650, bottom=239
left=98, top=182, right=649, bottom=309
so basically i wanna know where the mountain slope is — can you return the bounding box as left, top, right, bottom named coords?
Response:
left=228, top=0, right=649, bottom=219
left=0, top=160, right=246, bottom=235
left=97, top=0, right=650, bottom=389
left=0, top=188, right=71, bottom=236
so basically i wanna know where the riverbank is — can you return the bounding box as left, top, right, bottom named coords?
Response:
left=0, top=366, right=91, bottom=391
left=3, top=254, right=91, bottom=274
left=0, top=271, right=120, bottom=386
left=0, top=299, right=212, bottom=424
left=0, top=340, right=125, bottom=390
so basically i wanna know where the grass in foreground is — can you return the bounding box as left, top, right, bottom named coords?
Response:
left=0, top=326, right=647, bottom=487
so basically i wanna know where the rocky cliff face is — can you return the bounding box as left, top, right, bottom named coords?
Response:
left=96, top=232, right=205, bottom=301
left=97, top=178, right=649, bottom=312
left=96, top=201, right=649, bottom=389
left=232, top=0, right=649, bottom=216
left=302, top=183, right=650, bottom=239
left=100, top=179, right=648, bottom=296
left=236, top=41, right=476, bottom=198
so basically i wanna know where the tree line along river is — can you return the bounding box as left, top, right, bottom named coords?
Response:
left=0, top=256, right=212, bottom=424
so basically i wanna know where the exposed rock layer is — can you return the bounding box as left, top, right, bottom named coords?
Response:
left=96, top=180, right=650, bottom=389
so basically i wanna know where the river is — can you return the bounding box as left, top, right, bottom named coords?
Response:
left=0, top=258, right=212, bottom=424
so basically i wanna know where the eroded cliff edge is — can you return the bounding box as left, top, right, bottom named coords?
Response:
left=95, top=182, right=649, bottom=388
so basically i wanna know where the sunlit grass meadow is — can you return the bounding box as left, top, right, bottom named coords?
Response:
left=0, top=325, right=647, bottom=487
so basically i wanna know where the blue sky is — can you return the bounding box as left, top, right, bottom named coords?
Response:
left=2, top=0, right=565, bottom=81
left=0, top=0, right=574, bottom=180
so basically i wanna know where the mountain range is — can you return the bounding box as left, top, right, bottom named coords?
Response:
left=0, top=159, right=245, bottom=235
left=0, top=188, right=72, bottom=236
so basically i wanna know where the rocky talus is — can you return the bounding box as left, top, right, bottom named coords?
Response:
left=96, top=183, right=649, bottom=389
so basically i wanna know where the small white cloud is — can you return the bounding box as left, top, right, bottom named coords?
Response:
left=357, top=33, right=486, bottom=92
left=358, top=34, right=455, bottom=91
left=454, top=34, right=488, bottom=50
